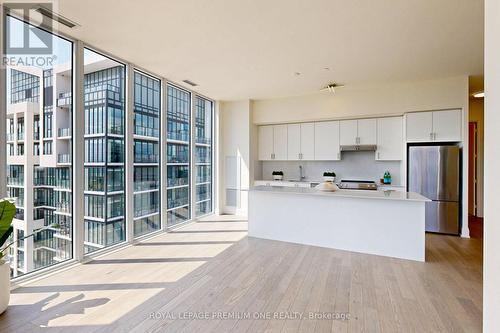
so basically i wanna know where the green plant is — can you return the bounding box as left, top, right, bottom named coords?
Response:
left=0, top=199, right=16, bottom=261
left=323, top=172, right=336, bottom=177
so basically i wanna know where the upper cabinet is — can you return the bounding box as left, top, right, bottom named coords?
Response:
left=340, top=119, right=376, bottom=145
left=287, top=123, right=315, bottom=160
left=406, top=110, right=461, bottom=142
left=432, top=110, right=462, bottom=142
left=258, top=125, right=288, bottom=160
left=314, top=121, right=340, bottom=160
left=376, top=117, right=403, bottom=160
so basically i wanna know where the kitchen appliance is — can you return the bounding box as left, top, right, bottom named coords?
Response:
left=338, top=180, right=378, bottom=190
left=408, top=145, right=461, bottom=235
left=340, top=144, right=377, bottom=152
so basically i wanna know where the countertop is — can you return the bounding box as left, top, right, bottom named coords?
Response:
left=250, top=185, right=430, bottom=202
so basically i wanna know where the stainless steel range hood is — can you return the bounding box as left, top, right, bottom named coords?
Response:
left=340, top=145, right=377, bottom=152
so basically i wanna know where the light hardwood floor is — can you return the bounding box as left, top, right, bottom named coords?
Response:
left=0, top=215, right=482, bottom=332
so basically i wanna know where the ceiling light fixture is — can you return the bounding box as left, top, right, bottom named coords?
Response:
left=473, top=91, right=484, bottom=98
left=320, top=83, right=345, bottom=93
left=294, top=72, right=301, bottom=76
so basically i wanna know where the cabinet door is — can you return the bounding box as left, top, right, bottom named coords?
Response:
left=273, top=125, right=288, bottom=160
left=358, top=118, right=377, bottom=144
left=258, top=126, right=274, bottom=160
left=376, top=117, right=403, bottom=160
left=432, top=109, right=462, bottom=142
left=314, top=121, right=340, bottom=160
left=300, top=123, right=315, bottom=160
left=287, top=124, right=301, bottom=160
left=406, top=112, right=433, bottom=142
left=339, top=120, right=358, bottom=145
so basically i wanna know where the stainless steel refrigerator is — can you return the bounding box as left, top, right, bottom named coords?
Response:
left=408, top=145, right=461, bottom=235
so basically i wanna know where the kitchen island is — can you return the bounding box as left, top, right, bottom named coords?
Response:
left=248, top=186, right=430, bottom=261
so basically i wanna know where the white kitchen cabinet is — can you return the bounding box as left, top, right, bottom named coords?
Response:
left=406, top=110, right=462, bottom=142
left=432, top=109, right=462, bottom=142
left=358, top=118, right=377, bottom=144
left=406, top=112, right=433, bottom=142
left=340, top=119, right=376, bottom=145
left=258, top=125, right=274, bottom=160
left=300, top=123, right=315, bottom=160
left=287, top=124, right=301, bottom=160
left=376, top=117, right=403, bottom=160
left=286, top=123, right=315, bottom=160
left=273, top=125, right=288, bottom=160
left=314, top=121, right=340, bottom=160
left=339, top=120, right=358, bottom=145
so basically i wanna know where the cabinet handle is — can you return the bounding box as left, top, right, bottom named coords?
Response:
left=430, top=133, right=433, bottom=141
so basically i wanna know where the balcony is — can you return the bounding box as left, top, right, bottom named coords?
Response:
left=33, top=132, right=40, bottom=140
left=57, top=128, right=71, bottom=138
left=135, top=126, right=159, bottom=138
left=57, top=92, right=72, bottom=107
left=58, top=154, right=71, bottom=164
left=17, top=132, right=25, bottom=141
left=134, top=180, right=159, bottom=192
left=6, top=133, right=15, bottom=141
left=134, top=155, right=158, bottom=164
left=56, top=201, right=71, bottom=214
left=195, top=137, right=212, bottom=145
left=167, top=131, right=189, bottom=142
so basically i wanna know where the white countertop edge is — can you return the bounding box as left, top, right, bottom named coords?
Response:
left=250, top=185, right=430, bottom=202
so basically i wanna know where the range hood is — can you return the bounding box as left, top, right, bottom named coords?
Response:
left=340, top=145, right=377, bottom=152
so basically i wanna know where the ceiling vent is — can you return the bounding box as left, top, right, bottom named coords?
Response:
left=183, top=80, right=198, bottom=87
left=35, top=6, right=79, bottom=28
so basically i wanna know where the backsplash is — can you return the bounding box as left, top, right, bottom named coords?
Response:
left=261, top=151, right=402, bottom=185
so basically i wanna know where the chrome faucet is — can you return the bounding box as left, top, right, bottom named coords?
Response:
left=299, top=165, right=306, bottom=181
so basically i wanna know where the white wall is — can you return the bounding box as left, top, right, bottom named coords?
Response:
left=484, top=0, right=500, bottom=330
left=219, top=100, right=253, bottom=215
left=469, top=97, right=484, bottom=217
left=252, top=76, right=469, bottom=124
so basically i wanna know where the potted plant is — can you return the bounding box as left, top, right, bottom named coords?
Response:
left=272, top=171, right=284, bottom=181
left=323, top=172, right=336, bottom=182
left=0, top=199, right=16, bottom=314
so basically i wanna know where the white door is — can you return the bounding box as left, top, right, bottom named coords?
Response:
left=287, top=124, right=301, bottom=160
left=300, top=123, right=315, bottom=160
left=406, top=112, right=433, bottom=142
left=314, top=121, right=340, bottom=160
left=376, top=117, right=403, bottom=160
left=258, top=126, right=274, bottom=160
left=339, top=120, right=358, bottom=145
left=273, top=125, right=288, bottom=160
left=432, top=109, right=462, bottom=142
left=357, top=118, right=377, bottom=144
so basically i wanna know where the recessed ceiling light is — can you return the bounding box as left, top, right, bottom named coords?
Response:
left=473, top=91, right=484, bottom=98
left=324, top=67, right=330, bottom=71
left=294, top=72, right=301, bottom=76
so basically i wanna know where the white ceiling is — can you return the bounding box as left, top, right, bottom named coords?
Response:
left=55, top=0, right=484, bottom=101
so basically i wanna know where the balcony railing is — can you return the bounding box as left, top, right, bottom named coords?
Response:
left=56, top=201, right=71, bottom=213
left=57, top=92, right=72, bottom=107
left=168, top=131, right=189, bottom=142
left=58, top=128, right=71, bottom=137
left=134, top=155, right=159, bottom=164
left=58, top=154, right=71, bottom=164
left=7, top=177, right=24, bottom=186
left=17, top=132, right=24, bottom=140
left=167, top=197, right=189, bottom=209
left=6, top=133, right=14, bottom=141
left=167, top=177, right=189, bottom=187
left=135, top=126, right=159, bottom=138
left=195, top=137, right=212, bottom=145
left=33, top=132, right=40, bottom=140
left=134, top=180, right=159, bottom=192
left=167, top=154, right=189, bottom=164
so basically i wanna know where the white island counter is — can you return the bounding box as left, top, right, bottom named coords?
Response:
left=248, top=186, right=430, bottom=261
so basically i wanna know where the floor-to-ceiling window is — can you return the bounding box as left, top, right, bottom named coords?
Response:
left=83, top=49, right=126, bottom=254
left=166, top=86, right=191, bottom=226
left=195, top=97, right=214, bottom=216
left=133, top=71, right=160, bottom=236
left=4, top=15, right=73, bottom=277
